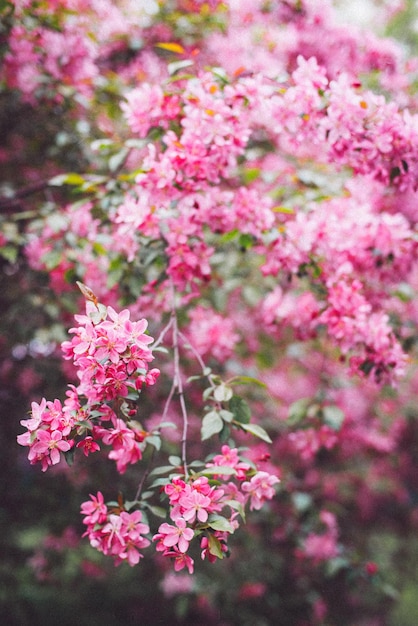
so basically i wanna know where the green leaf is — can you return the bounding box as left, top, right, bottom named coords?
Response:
left=287, top=397, right=311, bottom=426
left=239, top=233, right=254, bottom=249
left=242, top=167, right=260, bottom=183
left=322, top=406, right=345, bottom=431
left=292, top=492, right=312, bottom=512
left=49, top=173, right=86, bottom=186
left=145, top=435, right=161, bottom=450
left=0, top=245, right=17, bottom=263
left=108, top=148, right=130, bottom=172
left=90, top=138, right=114, bottom=152
left=149, top=477, right=172, bottom=489
left=229, top=396, right=251, bottom=424
left=201, top=411, right=224, bottom=441
left=223, top=499, right=246, bottom=522
left=42, top=250, right=62, bottom=270
left=325, top=557, right=349, bottom=577
left=272, top=205, right=295, bottom=214
left=64, top=448, right=75, bottom=466
left=229, top=376, right=267, bottom=388
left=219, top=423, right=231, bottom=443
left=157, top=421, right=177, bottom=429
left=199, top=466, right=237, bottom=476
left=169, top=455, right=182, bottom=466
left=219, top=409, right=234, bottom=423
left=208, top=516, right=235, bottom=533
left=168, top=59, right=194, bottom=75
left=144, top=504, right=167, bottom=518
left=219, top=229, right=239, bottom=243
left=203, top=387, right=213, bottom=401
left=207, top=533, right=224, bottom=559
left=239, top=422, right=272, bottom=444
left=214, top=384, right=233, bottom=402
left=149, top=465, right=174, bottom=477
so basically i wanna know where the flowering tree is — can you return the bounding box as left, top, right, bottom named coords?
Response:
left=3, top=0, right=418, bottom=624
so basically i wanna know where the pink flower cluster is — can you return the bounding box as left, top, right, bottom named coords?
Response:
left=300, top=510, right=339, bottom=564
left=153, top=446, right=280, bottom=573
left=288, top=426, right=339, bottom=463
left=185, top=305, right=240, bottom=362
left=17, top=300, right=160, bottom=472
left=81, top=492, right=150, bottom=566
left=260, top=189, right=416, bottom=383
left=17, top=398, right=74, bottom=472
left=61, top=301, right=158, bottom=404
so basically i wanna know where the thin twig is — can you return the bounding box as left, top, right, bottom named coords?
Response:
left=152, top=315, right=175, bottom=350
left=134, top=447, right=156, bottom=502
left=178, top=330, right=214, bottom=384
left=0, top=180, right=50, bottom=212
left=172, top=313, right=189, bottom=479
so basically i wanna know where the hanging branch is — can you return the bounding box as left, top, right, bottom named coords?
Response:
left=0, top=180, right=51, bottom=212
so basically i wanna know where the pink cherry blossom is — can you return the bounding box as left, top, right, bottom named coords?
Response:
left=241, top=471, right=280, bottom=511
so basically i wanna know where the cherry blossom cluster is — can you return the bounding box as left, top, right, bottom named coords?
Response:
left=60, top=299, right=158, bottom=404
left=3, top=0, right=160, bottom=104
left=79, top=445, right=279, bottom=572
left=81, top=492, right=151, bottom=567
left=7, top=0, right=418, bottom=617
left=17, top=298, right=159, bottom=473
left=154, top=447, right=279, bottom=574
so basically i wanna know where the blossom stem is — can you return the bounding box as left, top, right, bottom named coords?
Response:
left=153, top=315, right=175, bottom=350
left=134, top=446, right=156, bottom=502
left=172, top=313, right=189, bottom=479
left=178, top=330, right=214, bottom=386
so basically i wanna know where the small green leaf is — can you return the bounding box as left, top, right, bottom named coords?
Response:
left=322, top=406, right=345, bottom=431
left=149, top=465, right=174, bottom=477
left=149, top=477, right=172, bottom=489
left=223, top=499, right=246, bottom=521
left=207, top=533, right=224, bottom=559
left=229, top=376, right=267, bottom=388
left=108, top=148, right=130, bottom=172
left=229, top=396, right=251, bottom=424
left=239, top=233, right=254, bottom=249
left=292, top=492, right=312, bottom=512
left=158, top=421, right=177, bottom=429
left=272, top=205, right=294, bottom=214
left=168, top=455, right=181, bottom=466
left=42, top=250, right=62, bottom=270
left=168, top=59, right=194, bottom=75
left=219, top=409, right=234, bottom=423
left=287, top=397, right=311, bottom=425
left=219, top=229, right=239, bottom=243
left=64, top=448, right=75, bottom=466
left=187, top=374, right=203, bottom=383
left=219, top=423, right=231, bottom=443
left=0, top=245, right=17, bottom=263
left=239, top=422, right=272, bottom=444
left=242, top=167, right=260, bottom=183
left=144, top=504, right=167, bottom=518
left=201, top=411, right=224, bottom=441
left=325, top=557, right=349, bottom=577
left=146, top=435, right=161, bottom=450
left=90, top=138, right=114, bottom=152
left=203, top=387, right=213, bottom=401
left=214, top=384, right=233, bottom=402
left=208, top=516, right=235, bottom=533
left=199, top=466, right=237, bottom=476
left=49, top=173, right=86, bottom=186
